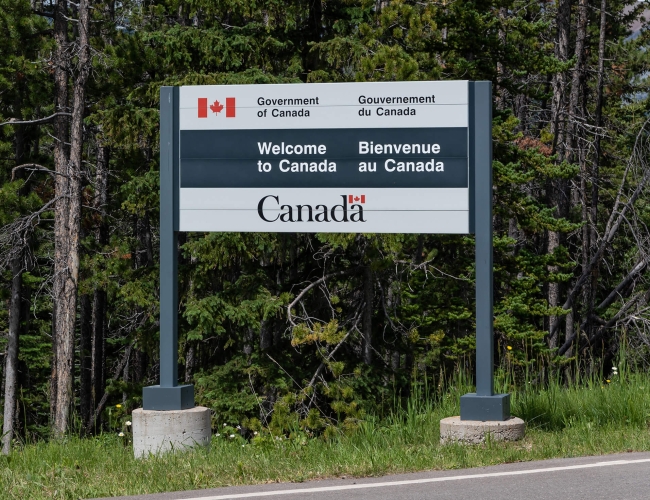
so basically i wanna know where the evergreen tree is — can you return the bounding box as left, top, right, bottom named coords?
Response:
left=0, top=0, right=648, bottom=440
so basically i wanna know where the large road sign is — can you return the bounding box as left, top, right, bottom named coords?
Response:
left=178, top=82, right=469, bottom=233
left=143, top=81, right=509, bottom=422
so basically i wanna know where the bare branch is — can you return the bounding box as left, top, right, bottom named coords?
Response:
left=11, top=163, right=68, bottom=181
left=584, top=291, right=650, bottom=350
left=550, top=120, right=650, bottom=342
left=287, top=268, right=360, bottom=326
left=0, top=197, right=61, bottom=269
left=377, top=279, right=401, bottom=332
left=559, top=289, right=648, bottom=356
left=60, top=13, right=79, bottom=23
left=266, top=354, right=304, bottom=391
left=0, top=113, right=72, bottom=127
left=596, top=257, right=649, bottom=311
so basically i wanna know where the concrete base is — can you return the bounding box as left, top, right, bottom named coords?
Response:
left=440, top=416, right=525, bottom=445
left=132, top=406, right=211, bottom=458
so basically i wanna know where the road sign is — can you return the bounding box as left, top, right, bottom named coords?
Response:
left=143, top=81, right=510, bottom=422
left=178, top=82, right=469, bottom=233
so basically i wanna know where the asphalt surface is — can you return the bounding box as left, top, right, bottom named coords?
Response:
left=100, top=451, right=650, bottom=500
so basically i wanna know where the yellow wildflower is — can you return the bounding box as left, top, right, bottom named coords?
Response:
left=116, top=404, right=122, bottom=408
left=506, top=346, right=512, bottom=351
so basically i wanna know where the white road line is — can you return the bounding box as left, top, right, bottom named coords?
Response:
left=182, top=458, right=650, bottom=500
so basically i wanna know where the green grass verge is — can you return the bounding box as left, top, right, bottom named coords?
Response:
left=1, top=374, right=649, bottom=499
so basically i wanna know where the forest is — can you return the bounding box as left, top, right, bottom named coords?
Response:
left=0, top=0, right=649, bottom=456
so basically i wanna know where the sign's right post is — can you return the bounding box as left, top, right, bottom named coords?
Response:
left=460, top=81, right=511, bottom=421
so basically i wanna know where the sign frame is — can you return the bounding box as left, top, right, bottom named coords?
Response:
left=143, top=82, right=510, bottom=422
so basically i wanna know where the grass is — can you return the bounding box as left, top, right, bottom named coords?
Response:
left=1, top=372, right=649, bottom=499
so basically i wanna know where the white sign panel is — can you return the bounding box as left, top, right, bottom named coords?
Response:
left=178, top=81, right=470, bottom=233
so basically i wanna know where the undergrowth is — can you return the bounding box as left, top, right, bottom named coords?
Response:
left=0, top=368, right=648, bottom=499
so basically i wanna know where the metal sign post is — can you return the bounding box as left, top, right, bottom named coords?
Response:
left=460, top=81, right=509, bottom=421
left=143, top=87, right=194, bottom=410
left=142, top=81, right=509, bottom=422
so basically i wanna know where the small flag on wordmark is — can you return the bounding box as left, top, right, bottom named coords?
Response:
left=348, top=195, right=366, bottom=204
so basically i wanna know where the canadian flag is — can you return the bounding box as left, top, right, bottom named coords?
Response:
left=198, top=98, right=236, bottom=118
left=348, top=195, right=366, bottom=204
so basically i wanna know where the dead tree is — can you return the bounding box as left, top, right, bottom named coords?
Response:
left=91, top=144, right=109, bottom=427
left=556, top=121, right=650, bottom=356
left=51, top=0, right=92, bottom=437
left=2, top=90, right=28, bottom=455
left=2, top=245, right=23, bottom=456
left=547, top=0, right=572, bottom=348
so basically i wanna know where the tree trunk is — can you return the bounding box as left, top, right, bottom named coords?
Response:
left=547, top=0, right=573, bottom=347
left=567, top=0, right=589, bottom=349
left=260, top=320, right=272, bottom=351
left=514, top=93, right=528, bottom=132
left=133, top=349, right=147, bottom=384
left=496, top=7, right=507, bottom=111
left=91, top=145, right=109, bottom=425
left=244, top=327, right=253, bottom=357
left=550, top=0, right=571, bottom=156
left=135, top=214, right=153, bottom=268
left=2, top=255, right=22, bottom=455
left=122, top=352, right=130, bottom=404
left=391, top=351, right=400, bottom=372
left=79, top=293, right=92, bottom=428
left=3, top=88, right=27, bottom=455
left=591, top=0, right=607, bottom=245
left=50, top=0, right=70, bottom=423
left=306, top=0, right=323, bottom=72
left=547, top=232, right=563, bottom=349
left=566, top=0, right=589, bottom=161
left=362, top=266, right=373, bottom=365
left=586, top=0, right=608, bottom=340
left=184, top=343, right=195, bottom=383
left=86, top=343, right=133, bottom=434
left=91, top=290, right=106, bottom=415
left=52, top=0, right=91, bottom=437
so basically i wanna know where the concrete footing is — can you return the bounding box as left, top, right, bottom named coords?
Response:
left=440, top=416, right=525, bottom=444
left=132, top=406, right=211, bottom=458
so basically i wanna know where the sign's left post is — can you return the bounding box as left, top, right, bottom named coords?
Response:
left=142, top=87, right=194, bottom=410
left=134, top=87, right=209, bottom=457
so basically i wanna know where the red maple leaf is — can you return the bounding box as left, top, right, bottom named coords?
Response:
left=210, top=100, right=224, bottom=114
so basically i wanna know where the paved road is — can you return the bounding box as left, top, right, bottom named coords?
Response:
left=103, top=452, right=650, bottom=500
